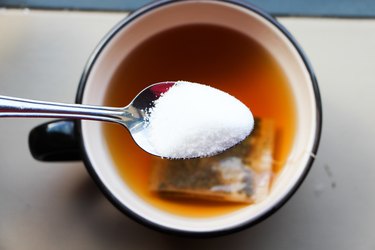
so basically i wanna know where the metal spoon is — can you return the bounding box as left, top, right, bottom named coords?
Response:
left=0, top=81, right=175, bottom=158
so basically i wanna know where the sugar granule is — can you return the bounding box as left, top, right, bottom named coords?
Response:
left=143, top=81, right=254, bottom=159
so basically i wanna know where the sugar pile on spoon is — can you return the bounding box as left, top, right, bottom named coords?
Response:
left=140, top=81, right=254, bottom=159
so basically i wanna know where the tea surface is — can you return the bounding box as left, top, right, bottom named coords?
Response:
left=103, top=24, right=296, bottom=217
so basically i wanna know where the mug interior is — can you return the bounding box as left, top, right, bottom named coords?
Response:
left=80, top=0, right=319, bottom=233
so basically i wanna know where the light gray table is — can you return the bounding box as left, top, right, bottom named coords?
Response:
left=0, top=9, right=374, bottom=250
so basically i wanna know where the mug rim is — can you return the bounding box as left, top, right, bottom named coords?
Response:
left=76, top=0, right=322, bottom=237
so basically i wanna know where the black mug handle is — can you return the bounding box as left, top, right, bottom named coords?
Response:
left=29, top=119, right=81, bottom=161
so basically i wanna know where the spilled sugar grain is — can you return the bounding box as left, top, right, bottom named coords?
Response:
left=144, top=81, right=254, bottom=159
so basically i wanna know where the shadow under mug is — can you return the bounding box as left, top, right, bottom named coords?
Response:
left=29, top=0, right=322, bottom=236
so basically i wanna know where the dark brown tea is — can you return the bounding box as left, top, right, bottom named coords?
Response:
left=103, top=24, right=296, bottom=217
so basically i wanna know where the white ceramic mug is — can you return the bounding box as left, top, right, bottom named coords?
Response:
left=29, top=0, right=322, bottom=236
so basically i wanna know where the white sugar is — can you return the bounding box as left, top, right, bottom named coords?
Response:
left=143, top=81, right=254, bottom=159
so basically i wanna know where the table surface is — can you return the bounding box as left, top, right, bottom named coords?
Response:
left=0, top=9, right=374, bottom=250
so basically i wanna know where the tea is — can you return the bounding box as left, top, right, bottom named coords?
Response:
left=103, top=24, right=296, bottom=217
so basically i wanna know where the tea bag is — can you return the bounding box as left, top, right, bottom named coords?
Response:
left=245, top=118, right=275, bottom=202
left=151, top=118, right=275, bottom=203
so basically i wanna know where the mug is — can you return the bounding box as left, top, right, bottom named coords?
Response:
left=29, top=0, right=322, bottom=236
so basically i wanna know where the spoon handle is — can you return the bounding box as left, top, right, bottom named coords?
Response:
left=0, top=95, right=127, bottom=124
